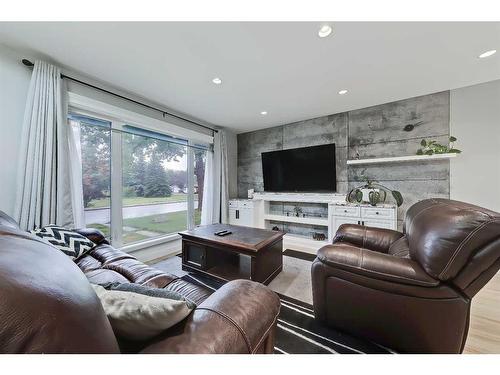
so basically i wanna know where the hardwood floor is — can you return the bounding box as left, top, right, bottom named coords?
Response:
left=463, top=273, right=500, bottom=353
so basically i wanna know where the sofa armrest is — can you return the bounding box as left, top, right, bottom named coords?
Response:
left=141, top=279, right=280, bottom=354
left=316, top=244, right=438, bottom=287
left=74, top=228, right=109, bottom=246
left=334, top=224, right=404, bottom=253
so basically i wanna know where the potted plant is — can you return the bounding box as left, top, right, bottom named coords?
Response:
left=293, top=205, right=303, bottom=217
left=347, top=179, right=403, bottom=207
left=416, top=136, right=462, bottom=155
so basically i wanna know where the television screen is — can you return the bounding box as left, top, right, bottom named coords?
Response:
left=261, top=144, right=336, bottom=192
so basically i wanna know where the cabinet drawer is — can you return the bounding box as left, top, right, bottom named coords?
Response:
left=333, top=206, right=360, bottom=217
left=334, top=217, right=361, bottom=229
left=183, top=243, right=207, bottom=269
left=363, top=219, right=395, bottom=230
left=240, top=201, right=253, bottom=208
left=239, top=207, right=253, bottom=227
left=361, top=207, right=394, bottom=220
left=228, top=201, right=239, bottom=208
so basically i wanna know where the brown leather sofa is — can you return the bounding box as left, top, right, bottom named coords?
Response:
left=0, top=210, right=280, bottom=354
left=312, top=198, right=500, bottom=353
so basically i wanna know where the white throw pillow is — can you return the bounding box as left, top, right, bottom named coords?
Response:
left=92, top=284, right=194, bottom=341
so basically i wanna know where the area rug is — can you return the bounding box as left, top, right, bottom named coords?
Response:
left=166, top=250, right=393, bottom=353
left=180, top=274, right=393, bottom=354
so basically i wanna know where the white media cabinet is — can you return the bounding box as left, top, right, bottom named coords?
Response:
left=228, top=192, right=397, bottom=254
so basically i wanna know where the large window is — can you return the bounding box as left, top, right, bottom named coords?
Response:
left=121, top=129, right=188, bottom=245
left=69, top=112, right=211, bottom=248
left=69, top=114, right=112, bottom=238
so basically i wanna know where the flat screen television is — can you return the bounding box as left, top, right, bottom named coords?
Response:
left=261, top=144, right=336, bottom=192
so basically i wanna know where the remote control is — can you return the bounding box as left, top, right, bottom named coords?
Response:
left=214, top=230, right=232, bottom=236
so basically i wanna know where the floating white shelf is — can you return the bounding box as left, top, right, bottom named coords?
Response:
left=346, top=153, right=458, bottom=165
left=264, top=213, right=329, bottom=226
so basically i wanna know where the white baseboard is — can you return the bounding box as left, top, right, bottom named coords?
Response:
left=283, top=233, right=326, bottom=255
left=130, top=238, right=181, bottom=264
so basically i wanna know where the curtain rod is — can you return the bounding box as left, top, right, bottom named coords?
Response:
left=21, top=59, right=218, bottom=134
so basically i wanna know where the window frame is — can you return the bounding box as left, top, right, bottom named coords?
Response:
left=69, top=96, right=212, bottom=253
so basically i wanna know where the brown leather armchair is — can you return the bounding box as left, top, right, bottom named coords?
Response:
left=312, top=198, right=500, bottom=353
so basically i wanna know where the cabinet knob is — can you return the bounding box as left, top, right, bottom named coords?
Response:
left=376, top=212, right=379, bottom=215
left=344, top=209, right=348, bottom=213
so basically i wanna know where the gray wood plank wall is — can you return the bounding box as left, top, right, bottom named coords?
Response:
left=237, top=91, right=450, bottom=230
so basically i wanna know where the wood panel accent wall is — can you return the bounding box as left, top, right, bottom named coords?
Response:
left=237, top=91, right=450, bottom=229
left=348, top=91, right=450, bottom=228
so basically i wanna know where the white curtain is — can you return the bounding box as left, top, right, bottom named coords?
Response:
left=15, top=60, right=82, bottom=230
left=68, top=121, right=85, bottom=228
left=201, top=129, right=229, bottom=225
left=200, top=151, right=215, bottom=225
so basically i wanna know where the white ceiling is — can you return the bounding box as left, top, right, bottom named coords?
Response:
left=1, top=22, right=499, bottom=133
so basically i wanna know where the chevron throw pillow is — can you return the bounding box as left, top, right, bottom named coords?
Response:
left=30, top=225, right=96, bottom=260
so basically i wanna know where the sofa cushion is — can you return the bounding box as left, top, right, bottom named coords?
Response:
left=76, top=243, right=213, bottom=305
left=77, top=244, right=176, bottom=288
left=164, top=278, right=213, bottom=306
left=92, top=283, right=195, bottom=341
left=101, top=282, right=197, bottom=308
left=74, top=232, right=214, bottom=311
left=83, top=268, right=131, bottom=285
left=31, top=225, right=96, bottom=260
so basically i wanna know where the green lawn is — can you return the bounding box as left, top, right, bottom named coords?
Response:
left=123, top=232, right=149, bottom=243
left=87, top=193, right=197, bottom=209
left=87, top=209, right=202, bottom=245
left=88, top=223, right=110, bottom=237
left=123, top=211, right=189, bottom=234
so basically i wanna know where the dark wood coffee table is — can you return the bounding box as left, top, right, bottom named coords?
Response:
left=179, top=223, right=284, bottom=285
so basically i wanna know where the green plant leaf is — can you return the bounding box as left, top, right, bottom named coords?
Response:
left=449, top=136, right=457, bottom=142
left=347, top=189, right=356, bottom=203
left=416, top=149, right=423, bottom=155
left=433, top=145, right=447, bottom=154
left=424, top=149, right=434, bottom=155
left=369, top=191, right=381, bottom=206
left=449, top=148, right=462, bottom=154
left=354, top=189, right=363, bottom=203
left=380, top=189, right=387, bottom=203
left=420, top=139, right=427, bottom=146
left=391, top=190, right=404, bottom=207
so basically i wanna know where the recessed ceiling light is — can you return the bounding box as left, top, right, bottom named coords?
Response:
left=318, top=25, right=333, bottom=38
left=338, top=89, right=348, bottom=95
left=212, top=77, right=222, bottom=85
left=479, top=49, right=497, bottom=58
left=260, top=111, right=268, bottom=115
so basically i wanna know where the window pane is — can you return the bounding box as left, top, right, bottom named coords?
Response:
left=194, top=149, right=208, bottom=226
left=122, top=132, right=188, bottom=244
left=71, top=115, right=112, bottom=240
